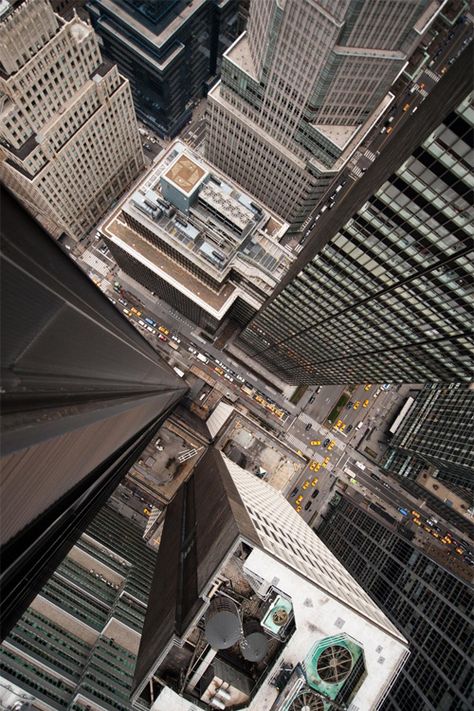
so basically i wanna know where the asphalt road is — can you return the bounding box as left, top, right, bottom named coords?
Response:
left=304, top=385, right=345, bottom=422
left=345, top=466, right=473, bottom=559
left=77, top=242, right=299, bottom=429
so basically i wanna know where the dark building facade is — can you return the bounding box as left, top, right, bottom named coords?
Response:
left=0, top=505, right=157, bottom=709
left=318, top=497, right=474, bottom=711
left=86, top=0, right=239, bottom=137
left=238, top=45, right=474, bottom=384
left=0, top=189, right=187, bottom=638
left=383, top=383, right=474, bottom=490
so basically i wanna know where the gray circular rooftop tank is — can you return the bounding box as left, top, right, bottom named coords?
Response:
left=240, top=619, right=268, bottom=662
left=205, top=596, right=241, bottom=649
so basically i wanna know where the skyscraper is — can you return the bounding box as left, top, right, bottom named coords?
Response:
left=87, top=0, right=239, bottom=137
left=383, top=383, right=474, bottom=490
left=132, top=447, right=409, bottom=709
left=0, top=189, right=187, bottom=638
left=318, top=496, right=474, bottom=711
left=0, top=0, right=144, bottom=241
left=206, top=0, right=444, bottom=229
left=101, top=139, right=293, bottom=333
left=238, top=46, right=474, bottom=384
left=0, top=505, right=157, bottom=708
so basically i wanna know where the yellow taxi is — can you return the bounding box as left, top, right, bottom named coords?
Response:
left=413, top=518, right=422, bottom=526
left=159, top=325, right=170, bottom=335
left=339, top=422, right=346, bottom=430
left=328, top=440, right=336, bottom=451
left=455, top=547, right=464, bottom=555
left=311, top=440, right=321, bottom=446
left=411, top=510, right=420, bottom=517
left=296, top=505, right=302, bottom=513
left=131, top=307, right=142, bottom=317
left=322, top=456, right=330, bottom=468
left=335, top=419, right=343, bottom=429
left=296, top=495, right=303, bottom=504
left=364, top=384, right=372, bottom=391
left=403, top=102, right=410, bottom=111
left=214, top=366, right=224, bottom=375
left=302, top=480, right=310, bottom=490
left=143, top=508, right=151, bottom=516
left=363, top=399, right=369, bottom=408
left=353, top=401, right=360, bottom=410
left=311, top=477, right=319, bottom=486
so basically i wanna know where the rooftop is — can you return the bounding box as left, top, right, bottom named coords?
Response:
left=91, top=0, right=209, bottom=49
left=312, top=123, right=359, bottom=150
left=102, top=141, right=292, bottom=316
left=224, top=32, right=258, bottom=81
left=163, top=152, right=207, bottom=195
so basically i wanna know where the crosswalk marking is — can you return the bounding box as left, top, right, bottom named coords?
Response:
left=425, top=69, right=439, bottom=82
left=364, top=149, right=377, bottom=161
left=286, top=433, right=307, bottom=450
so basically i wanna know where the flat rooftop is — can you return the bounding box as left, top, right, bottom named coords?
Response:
left=163, top=153, right=207, bottom=195
left=106, top=220, right=238, bottom=315
left=225, top=32, right=257, bottom=81
left=312, top=123, right=359, bottom=150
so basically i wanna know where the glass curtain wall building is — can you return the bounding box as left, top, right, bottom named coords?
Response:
left=318, top=496, right=474, bottom=711
left=86, top=0, right=239, bottom=138
left=0, top=190, right=187, bottom=638
left=239, top=49, right=474, bottom=384
left=0, top=505, right=156, bottom=709
left=383, top=383, right=474, bottom=490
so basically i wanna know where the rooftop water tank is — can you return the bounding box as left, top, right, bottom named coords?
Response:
left=205, top=597, right=241, bottom=650
left=239, top=619, right=268, bottom=662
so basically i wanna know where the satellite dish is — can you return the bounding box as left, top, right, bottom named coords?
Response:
left=205, top=597, right=241, bottom=649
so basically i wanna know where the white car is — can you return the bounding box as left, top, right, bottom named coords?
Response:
left=188, top=346, right=197, bottom=355
left=224, top=373, right=234, bottom=382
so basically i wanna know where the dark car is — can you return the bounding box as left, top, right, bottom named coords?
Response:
left=305, top=423, right=312, bottom=431
left=311, top=488, right=320, bottom=499
left=323, top=438, right=331, bottom=447
left=346, top=401, right=354, bottom=409
left=346, top=424, right=353, bottom=432
left=304, top=501, right=312, bottom=511
left=290, top=487, right=299, bottom=497
left=309, top=395, right=316, bottom=404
